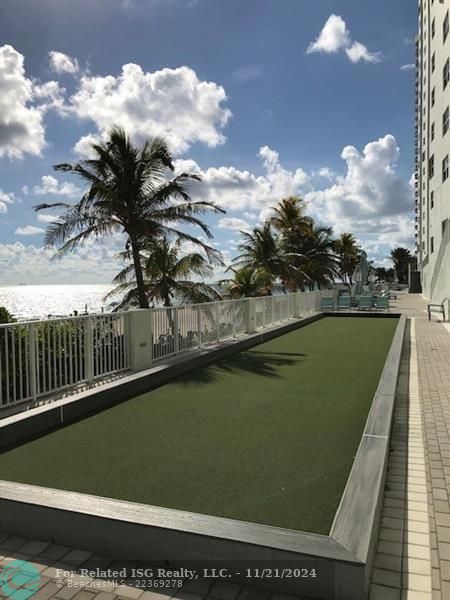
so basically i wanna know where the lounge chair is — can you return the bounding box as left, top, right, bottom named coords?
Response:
left=357, top=296, right=373, bottom=310
left=321, top=296, right=335, bottom=311
left=374, top=296, right=389, bottom=311
left=337, top=295, right=352, bottom=310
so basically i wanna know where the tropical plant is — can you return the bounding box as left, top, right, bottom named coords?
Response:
left=334, top=232, right=360, bottom=288
left=233, top=222, right=285, bottom=288
left=105, top=237, right=222, bottom=309
left=0, top=306, right=15, bottom=324
left=298, top=223, right=338, bottom=290
left=374, top=267, right=395, bottom=283
left=267, top=196, right=338, bottom=291
left=220, top=267, right=272, bottom=298
left=34, top=127, right=224, bottom=309
left=390, top=247, right=412, bottom=284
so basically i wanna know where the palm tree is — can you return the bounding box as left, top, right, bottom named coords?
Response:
left=334, top=233, right=360, bottom=288
left=390, top=247, right=412, bottom=284
left=374, top=267, right=395, bottom=283
left=220, top=267, right=271, bottom=298
left=300, top=223, right=338, bottom=290
left=269, top=197, right=337, bottom=291
left=233, top=223, right=285, bottom=288
left=34, top=127, right=224, bottom=308
left=105, top=237, right=222, bottom=309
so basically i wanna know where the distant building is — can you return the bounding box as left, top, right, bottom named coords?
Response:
left=416, top=0, right=450, bottom=301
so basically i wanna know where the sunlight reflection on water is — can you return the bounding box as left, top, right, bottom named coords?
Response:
left=0, top=285, right=114, bottom=320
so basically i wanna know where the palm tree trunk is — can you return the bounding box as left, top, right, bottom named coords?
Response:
left=131, top=241, right=149, bottom=309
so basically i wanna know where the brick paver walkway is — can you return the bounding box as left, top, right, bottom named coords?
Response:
left=2, top=293, right=450, bottom=600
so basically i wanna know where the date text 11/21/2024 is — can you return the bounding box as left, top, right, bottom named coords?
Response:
left=73, top=567, right=319, bottom=580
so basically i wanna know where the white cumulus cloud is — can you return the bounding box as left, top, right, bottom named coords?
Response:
left=307, top=15, right=381, bottom=64
left=70, top=64, right=232, bottom=156
left=48, top=51, right=79, bottom=74
left=400, top=63, right=415, bottom=71
left=346, top=41, right=381, bottom=64
left=33, top=175, right=81, bottom=197
left=0, top=45, right=46, bottom=158
left=0, top=189, right=15, bottom=213
left=33, top=80, right=68, bottom=114
left=307, top=14, right=350, bottom=54
left=174, top=145, right=310, bottom=215
left=305, top=134, right=413, bottom=256
left=15, top=225, right=45, bottom=236
left=0, top=241, right=121, bottom=285
left=218, top=217, right=250, bottom=231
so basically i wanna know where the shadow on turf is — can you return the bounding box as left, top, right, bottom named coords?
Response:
left=179, top=349, right=307, bottom=384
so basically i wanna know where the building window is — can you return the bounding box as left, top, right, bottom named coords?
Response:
left=432, top=18, right=435, bottom=39
left=429, top=154, right=435, bottom=178
left=432, top=86, right=435, bottom=105
left=444, top=59, right=450, bottom=89
left=431, top=237, right=434, bottom=253
left=432, top=52, right=436, bottom=72
left=444, top=107, right=450, bottom=134
left=432, top=122, right=435, bottom=140
left=423, top=150, right=426, bottom=162
left=443, top=154, right=449, bottom=182
left=445, top=11, right=449, bottom=42
left=431, top=190, right=434, bottom=208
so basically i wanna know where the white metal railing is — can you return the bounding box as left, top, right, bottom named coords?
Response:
left=0, top=313, right=129, bottom=410
left=151, top=298, right=249, bottom=362
left=0, top=290, right=324, bottom=412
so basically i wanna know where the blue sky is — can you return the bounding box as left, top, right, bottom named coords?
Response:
left=0, top=0, right=417, bottom=284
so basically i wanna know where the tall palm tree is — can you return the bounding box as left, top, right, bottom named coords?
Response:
left=334, top=232, right=360, bottom=288
left=300, top=223, right=338, bottom=290
left=390, top=247, right=412, bottom=284
left=269, top=197, right=337, bottom=291
left=106, top=237, right=222, bottom=309
left=220, top=267, right=271, bottom=298
left=34, top=127, right=224, bottom=308
left=233, top=223, right=285, bottom=288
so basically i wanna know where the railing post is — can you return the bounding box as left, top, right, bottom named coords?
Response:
left=173, top=308, right=179, bottom=354
left=197, top=306, right=202, bottom=348
left=271, top=295, right=275, bottom=325
left=216, top=303, right=220, bottom=342
left=84, top=317, right=94, bottom=383
left=127, top=310, right=153, bottom=372
left=149, top=309, right=153, bottom=363
left=294, top=292, right=302, bottom=318
left=28, top=323, right=37, bottom=402
left=232, top=301, right=236, bottom=337
left=246, top=298, right=257, bottom=334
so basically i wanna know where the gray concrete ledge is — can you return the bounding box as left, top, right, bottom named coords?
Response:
left=330, top=313, right=407, bottom=595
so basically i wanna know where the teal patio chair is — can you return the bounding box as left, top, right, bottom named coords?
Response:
left=337, top=295, right=352, bottom=310
left=375, top=296, right=389, bottom=311
left=320, top=296, right=335, bottom=311
left=357, top=296, right=374, bottom=310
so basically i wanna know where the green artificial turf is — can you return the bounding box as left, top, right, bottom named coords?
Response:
left=0, top=316, right=398, bottom=534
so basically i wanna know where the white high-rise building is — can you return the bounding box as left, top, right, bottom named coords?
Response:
left=416, top=0, right=450, bottom=301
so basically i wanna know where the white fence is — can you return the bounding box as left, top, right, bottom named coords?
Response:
left=0, top=291, right=323, bottom=411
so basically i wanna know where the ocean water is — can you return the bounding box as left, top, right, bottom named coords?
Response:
left=0, top=285, right=114, bottom=320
